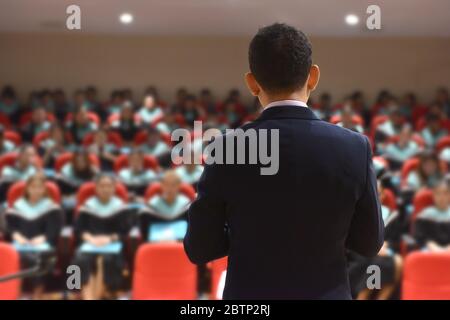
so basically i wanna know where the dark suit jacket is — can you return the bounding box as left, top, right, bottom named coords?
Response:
left=184, top=105, right=384, bottom=300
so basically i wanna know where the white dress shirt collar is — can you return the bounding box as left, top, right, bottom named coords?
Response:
left=264, top=99, right=308, bottom=110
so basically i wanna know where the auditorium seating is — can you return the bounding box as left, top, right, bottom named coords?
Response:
left=403, top=252, right=450, bottom=300
left=113, top=154, right=159, bottom=174
left=209, top=257, right=228, bottom=300
left=54, top=152, right=100, bottom=172
left=144, top=182, right=196, bottom=202
left=7, top=180, right=61, bottom=208
left=132, top=243, right=197, bottom=299
left=75, top=181, right=129, bottom=211
left=0, top=243, right=21, bottom=300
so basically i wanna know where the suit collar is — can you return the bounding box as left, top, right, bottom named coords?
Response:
left=256, top=105, right=321, bottom=121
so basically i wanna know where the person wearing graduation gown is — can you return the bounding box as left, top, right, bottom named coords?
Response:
left=87, top=129, right=118, bottom=172
left=414, top=180, right=450, bottom=251
left=0, top=145, right=39, bottom=202
left=117, top=149, right=158, bottom=195
left=348, top=181, right=402, bottom=300
left=5, top=174, right=63, bottom=299
left=72, top=175, right=133, bottom=300
left=139, top=127, right=171, bottom=167
left=139, top=170, right=191, bottom=242
left=175, top=162, right=204, bottom=189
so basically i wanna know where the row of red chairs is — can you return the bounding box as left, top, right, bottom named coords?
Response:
left=2, top=240, right=450, bottom=300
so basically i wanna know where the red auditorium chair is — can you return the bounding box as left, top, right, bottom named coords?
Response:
left=64, top=111, right=100, bottom=126
left=209, top=257, right=228, bottom=300
left=386, top=134, right=426, bottom=148
left=0, top=152, right=43, bottom=173
left=75, top=181, right=128, bottom=211
left=7, top=180, right=61, bottom=208
left=436, top=135, right=450, bottom=154
left=400, top=157, right=448, bottom=188
left=403, top=252, right=450, bottom=300
left=415, top=118, right=450, bottom=132
left=411, top=188, right=434, bottom=222
left=82, top=131, right=123, bottom=148
left=329, top=114, right=364, bottom=126
left=113, top=154, right=159, bottom=174
left=133, top=130, right=172, bottom=146
left=4, top=131, right=22, bottom=147
left=19, top=111, right=56, bottom=127
left=0, top=243, right=20, bottom=300
left=0, top=113, right=12, bottom=129
left=132, top=242, right=197, bottom=300
left=381, top=188, right=397, bottom=211
left=144, top=182, right=196, bottom=202
left=32, top=130, right=73, bottom=148
left=54, top=152, right=100, bottom=173
left=107, top=113, right=142, bottom=126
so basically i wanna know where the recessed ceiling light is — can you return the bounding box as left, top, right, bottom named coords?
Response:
left=345, top=14, right=359, bottom=26
left=119, top=13, right=133, bottom=25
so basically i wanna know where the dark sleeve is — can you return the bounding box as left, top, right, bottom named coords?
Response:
left=74, top=211, right=89, bottom=243
left=345, top=136, right=384, bottom=257
left=44, top=209, right=64, bottom=246
left=183, top=163, right=229, bottom=264
left=414, top=218, right=439, bottom=247
left=5, top=214, right=21, bottom=235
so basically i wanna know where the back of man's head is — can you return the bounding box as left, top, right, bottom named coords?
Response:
left=248, top=23, right=312, bottom=94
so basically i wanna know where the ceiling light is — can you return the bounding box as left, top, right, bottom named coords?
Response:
left=119, top=13, right=133, bottom=25
left=345, top=14, right=359, bottom=26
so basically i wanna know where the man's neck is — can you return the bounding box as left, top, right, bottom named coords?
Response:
left=260, top=92, right=308, bottom=108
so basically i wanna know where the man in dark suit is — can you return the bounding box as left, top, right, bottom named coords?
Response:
left=184, top=23, right=384, bottom=299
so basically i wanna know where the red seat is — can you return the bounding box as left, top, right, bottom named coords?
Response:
left=387, top=134, right=425, bottom=148
left=0, top=243, right=20, bottom=300
left=7, top=180, right=61, bottom=208
left=0, top=152, right=43, bottom=173
left=403, top=252, right=450, bottom=300
left=54, top=152, right=100, bottom=173
left=82, top=131, right=123, bottom=148
left=64, top=111, right=100, bottom=126
left=76, top=181, right=128, bottom=211
left=19, top=111, right=56, bottom=127
left=144, top=182, right=196, bottom=202
left=329, top=114, right=364, bottom=126
left=0, top=112, right=11, bottom=129
left=381, top=188, right=397, bottom=211
left=4, top=131, right=22, bottom=147
left=132, top=243, right=197, bottom=300
left=436, top=135, right=450, bottom=154
left=133, top=130, right=172, bottom=146
left=411, top=188, right=434, bottom=222
left=113, top=154, right=159, bottom=173
left=107, top=112, right=143, bottom=126
left=209, top=257, right=228, bottom=300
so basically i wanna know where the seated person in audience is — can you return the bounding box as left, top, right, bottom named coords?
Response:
left=40, top=124, right=73, bottom=168
left=175, top=161, right=204, bottom=188
left=139, top=127, right=171, bottom=166
left=56, top=149, right=97, bottom=221
left=107, top=90, right=125, bottom=115
left=420, top=112, right=448, bottom=149
left=1, top=145, right=39, bottom=192
left=110, top=101, right=140, bottom=145
left=312, top=92, right=333, bottom=121
left=21, top=107, right=52, bottom=142
left=87, top=129, right=118, bottom=171
left=182, top=95, right=203, bottom=126
left=67, top=106, right=98, bottom=144
left=0, top=85, right=20, bottom=121
left=414, top=181, right=450, bottom=251
left=155, top=113, right=179, bottom=134
left=0, top=127, right=16, bottom=155
left=118, top=149, right=158, bottom=195
left=137, top=94, right=163, bottom=125
left=336, top=105, right=364, bottom=133
left=374, top=106, right=404, bottom=151
left=199, top=88, right=217, bottom=114
left=73, top=175, right=133, bottom=300
left=404, top=152, right=443, bottom=191
left=435, top=87, right=450, bottom=117
left=139, top=170, right=191, bottom=242
left=383, top=124, right=421, bottom=169
left=5, top=174, right=63, bottom=299
left=222, top=99, right=242, bottom=128
left=52, top=89, right=71, bottom=123
left=349, top=181, right=402, bottom=300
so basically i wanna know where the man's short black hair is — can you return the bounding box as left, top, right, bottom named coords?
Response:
left=249, top=23, right=312, bottom=94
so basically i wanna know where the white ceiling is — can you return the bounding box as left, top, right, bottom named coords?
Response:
left=0, top=0, right=449, bottom=37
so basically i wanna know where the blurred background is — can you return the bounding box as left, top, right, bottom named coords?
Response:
left=0, top=0, right=449, bottom=300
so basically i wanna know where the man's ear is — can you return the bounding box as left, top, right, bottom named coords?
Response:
left=306, top=64, right=320, bottom=93
left=245, top=72, right=260, bottom=97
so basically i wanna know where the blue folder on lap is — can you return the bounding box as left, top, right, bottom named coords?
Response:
left=148, top=220, right=188, bottom=242
left=13, top=241, right=52, bottom=252
left=79, top=241, right=122, bottom=254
